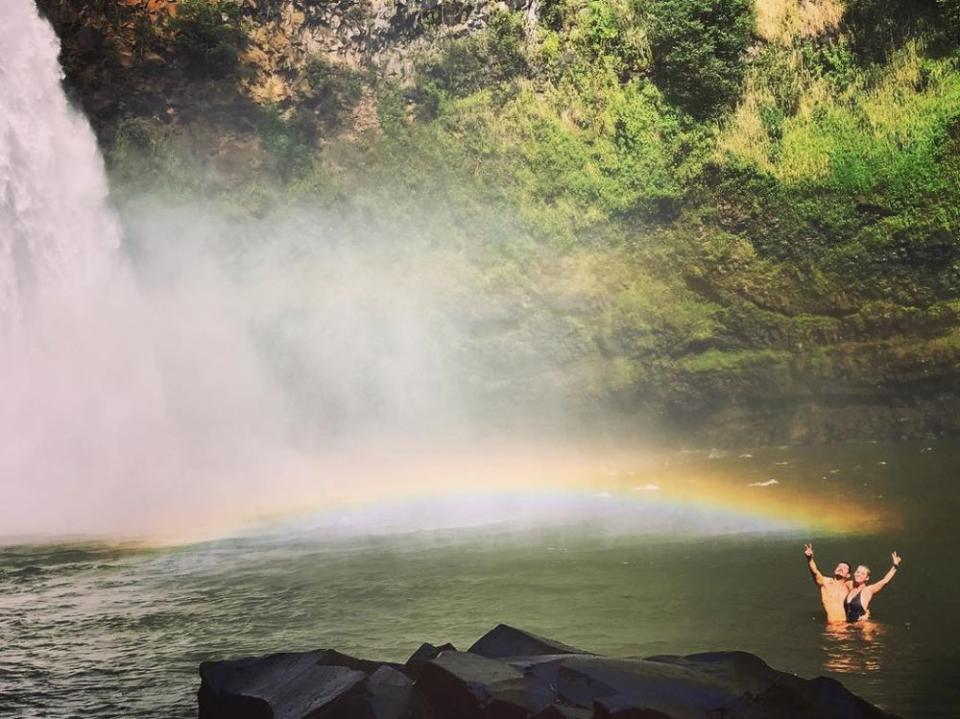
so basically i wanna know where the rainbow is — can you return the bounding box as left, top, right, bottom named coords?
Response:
left=242, top=457, right=891, bottom=540
left=147, top=443, right=896, bottom=544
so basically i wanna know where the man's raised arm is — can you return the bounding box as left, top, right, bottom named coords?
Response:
left=804, top=543, right=825, bottom=586
left=869, top=551, right=902, bottom=594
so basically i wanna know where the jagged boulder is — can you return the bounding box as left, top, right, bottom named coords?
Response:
left=469, top=624, right=591, bottom=659
left=197, top=627, right=897, bottom=719
left=416, top=650, right=554, bottom=719
left=198, top=651, right=369, bottom=719
left=368, top=665, right=420, bottom=719
left=720, top=675, right=892, bottom=719
left=645, top=653, right=889, bottom=719
left=643, top=651, right=781, bottom=696
left=513, top=652, right=891, bottom=719
left=405, top=642, right=457, bottom=678
left=516, top=655, right=735, bottom=718
left=592, top=700, right=674, bottom=719
left=531, top=705, right=593, bottom=719
left=198, top=648, right=414, bottom=719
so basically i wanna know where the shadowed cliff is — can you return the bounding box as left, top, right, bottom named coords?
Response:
left=34, top=0, right=960, bottom=443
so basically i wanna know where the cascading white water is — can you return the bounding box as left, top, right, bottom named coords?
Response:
left=0, top=0, right=122, bottom=327
left=0, top=1, right=280, bottom=540
left=0, top=0, right=182, bottom=539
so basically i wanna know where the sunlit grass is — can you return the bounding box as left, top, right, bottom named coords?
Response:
left=755, top=0, right=843, bottom=44
left=722, top=43, right=960, bottom=195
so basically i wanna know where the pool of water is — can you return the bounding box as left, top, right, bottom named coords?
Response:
left=1, top=440, right=955, bottom=718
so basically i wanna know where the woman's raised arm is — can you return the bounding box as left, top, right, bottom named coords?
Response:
left=868, top=551, right=902, bottom=594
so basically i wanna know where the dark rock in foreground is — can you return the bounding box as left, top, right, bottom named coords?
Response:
left=198, top=624, right=896, bottom=719
left=468, top=624, right=591, bottom=660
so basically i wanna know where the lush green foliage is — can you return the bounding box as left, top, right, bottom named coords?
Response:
left=110, top=117, right=170, bottom=186
left=169, top=0, right=244, bottom=78
left=417, top=10, right=528, bottom=102
left=843, top=0, right=960, bottom=62
left=718, top=41, right=960, bottom=303
left=647, top=0, right=755, bottom=118
left=305, top=58, right=364, bottom=126
left=351, top=1, right=960, bottom=411
left=98, top=0, right=960, bottom=420
left=258, top=106, right=319, bottom=179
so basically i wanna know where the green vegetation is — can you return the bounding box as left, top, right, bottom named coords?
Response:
left=258, top=106, right=319, bottom=179
left=169, top=0, right=245, bottom=78
left=842, top=0, right=960, bottom=63
left=110, top=117, right=171, bottom=185
left=358, top=0, right=960, bottom=420
left=647, top=0, right=756, bottom=118
left=76, top=0, right=960, bottom=428
left=305, top=58, right=364, bottom=126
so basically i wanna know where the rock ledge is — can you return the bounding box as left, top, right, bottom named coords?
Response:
left=198, top=624, right=896, bottom=719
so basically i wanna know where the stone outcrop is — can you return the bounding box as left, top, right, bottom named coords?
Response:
left=241, top=0, right=537, bottom=83
left=468, top=625, right=591, bottom=660
left=37, top=0, right=535, bottom=131
left=197, top=625, right=897, bottom=719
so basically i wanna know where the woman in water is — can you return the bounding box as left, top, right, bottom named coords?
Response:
left=845, top=551, right=902, bottom=622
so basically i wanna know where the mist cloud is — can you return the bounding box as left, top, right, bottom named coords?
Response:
left=0, top=195, right=484, bottom=540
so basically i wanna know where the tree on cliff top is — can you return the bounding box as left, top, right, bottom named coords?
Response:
left=169, top=0, right=244, bottom=79
left=647, top=0, right=755, bottom=119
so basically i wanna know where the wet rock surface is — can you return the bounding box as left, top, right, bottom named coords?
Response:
left=198, top=624, right=897, bottom=719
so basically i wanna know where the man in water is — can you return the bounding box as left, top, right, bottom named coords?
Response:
left=803, top=543, right=852, bottom=623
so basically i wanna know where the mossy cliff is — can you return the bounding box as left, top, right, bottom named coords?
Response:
left=37, top=0, right=960, bottom=443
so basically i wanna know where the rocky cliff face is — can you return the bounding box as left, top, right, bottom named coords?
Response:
left=227, top=0, right=539, bottom=104
left=38, top=0, right=532, bottom=134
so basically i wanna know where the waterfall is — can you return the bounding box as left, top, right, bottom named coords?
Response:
left=0, top=1, right=306, bottom=541
left=0, top=0, right=122, bottom=327
left=0, top=0, right=179, bottom=538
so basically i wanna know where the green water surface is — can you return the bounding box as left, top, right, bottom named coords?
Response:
left=0, top=440, right=956, bottom=718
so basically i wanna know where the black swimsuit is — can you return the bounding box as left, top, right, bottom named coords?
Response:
left=844, top=592, right=867, bottom=622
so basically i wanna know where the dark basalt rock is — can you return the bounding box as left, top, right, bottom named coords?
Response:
left=368, top=666, right=419, bottom=719
left=645, top=651, right=781, bottom=694
left=532, top=705, right=594, bottom=719
left=592, top=700, right=675, bottom=719
left=198, top=651, right=368, bottom=719
left=721, top=676, right=891, bottom=719
left=406, top=642, right=457, bottom=678
left=518, top=655, right=736, bottom=718
left=593, top=691, right=713, bottom=719
left=416, top=650, right=554, bottom=719
left=314, top=648, right=405, bottom=676
left=197, top=625, right=897, bottom=719
left=469, top=624, right=591, bottom=659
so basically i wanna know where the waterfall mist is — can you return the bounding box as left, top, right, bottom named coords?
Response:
left=0, top=0, right=490, bottom=541
left=3, top=0, right=679, bottom=544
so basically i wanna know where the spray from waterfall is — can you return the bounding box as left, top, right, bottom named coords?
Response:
left=0, top=0, right=474, bottom=541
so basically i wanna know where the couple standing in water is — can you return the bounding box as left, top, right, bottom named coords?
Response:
left=804, top=543, right=901, bottom=623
